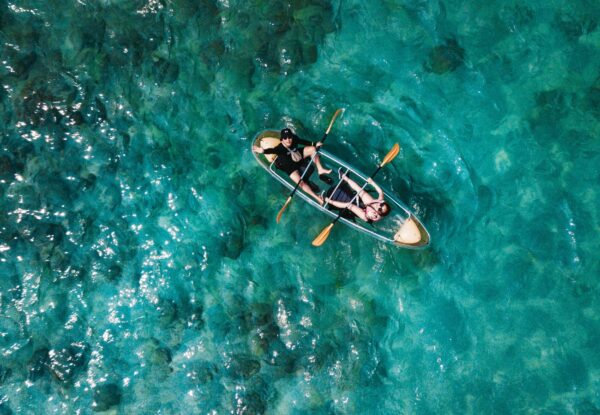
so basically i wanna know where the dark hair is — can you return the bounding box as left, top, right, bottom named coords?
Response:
left=280, top=128, right=293, bottom=139
left=379, top=202, right=391, bottom=217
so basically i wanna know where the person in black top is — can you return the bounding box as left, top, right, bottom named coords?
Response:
left=253, top=128, right=332, bottom=204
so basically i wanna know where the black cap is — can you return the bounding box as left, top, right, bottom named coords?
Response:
left=280, top=128, right=293, bottom=139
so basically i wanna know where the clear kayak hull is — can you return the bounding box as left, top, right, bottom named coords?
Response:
left=253, top=130, right=430, bottom=249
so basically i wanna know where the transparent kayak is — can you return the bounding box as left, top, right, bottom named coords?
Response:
left=253, top=130, right=430, bottom=249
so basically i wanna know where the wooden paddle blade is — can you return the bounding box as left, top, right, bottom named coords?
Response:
left=325, top=108, right=344, bottom=135
left=312, top=223, right=335, bottom=246
left=276, top=197, right=292, bottom=224
left=381, top=143, right=400, bottom=166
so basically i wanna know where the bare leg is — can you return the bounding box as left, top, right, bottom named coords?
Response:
left=303, top=146, right=331, bottom=175
left=290, top=171, right=323, bottom=204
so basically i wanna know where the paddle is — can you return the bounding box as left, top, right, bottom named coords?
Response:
left=276, top=108, right=344, bottom=224
left=312, top=143, right=400, bottom=247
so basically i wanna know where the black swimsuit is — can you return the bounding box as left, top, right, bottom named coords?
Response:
left=326, top=182, right=378, bottom=223
left=325, top=182, right=366, bottom=220
left=326, top=182, right=364, bottom=207
left=263, top=135, right=313, bottom=175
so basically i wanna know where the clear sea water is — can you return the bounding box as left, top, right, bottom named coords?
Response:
left=1, top=0, right=599, bottom=413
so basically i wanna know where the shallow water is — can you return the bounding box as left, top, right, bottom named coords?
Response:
left=1, top=0, right=599, bottom=413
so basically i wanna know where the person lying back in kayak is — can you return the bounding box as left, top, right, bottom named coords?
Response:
left=252, top=128, right=333, bottom=204
left=324, top=168, right=391, bottom=223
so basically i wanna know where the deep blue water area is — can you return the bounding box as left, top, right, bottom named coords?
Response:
left=1, top=0, right=600, bottom=413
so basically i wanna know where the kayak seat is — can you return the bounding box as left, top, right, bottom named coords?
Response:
left=259, top=137, right=280, bottom=163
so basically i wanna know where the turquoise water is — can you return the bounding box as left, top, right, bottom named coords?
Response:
left=1, top=0, right=599, bottom=413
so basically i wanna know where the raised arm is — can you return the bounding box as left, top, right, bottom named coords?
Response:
left=341, top=175, right=365, bottom=195
left=366, top=177, right=384, bottom=200
left=342, top=175, right=383, bottom=204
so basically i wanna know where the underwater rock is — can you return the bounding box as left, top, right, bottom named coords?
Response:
left=275, top=38, right=303, bottom=72
left=153, top=57, right=180, bottom=84
left=222, top=0, right=335, bottom=76
left=78, top=17, right=106, bottom=50
left=0, top=401, right=14, bottom=415
left=265, top=341, right=298, bottom=374
left=499, top=4, right=534, bottom=29
left=187, top=305, right=204, bottom=330
left=48, top=248, right=73, bottom=277
left=10, top=52, right=37, bottom=79
left=0, top=366, right=12, bottom=385
left=231, top=391, right=266, bottom=415
left=425, top=39, right=465, bottom=74
left=574, top=401, right=600, bottom=414
left=121, top=132, right=131, bottom=152
left=152, top=345, right=172, bottom=366
left=68, top=109, right=85, bottom=125
left=170, top=0, right=202, bottom=24
left=249, top=303, right=274, bottom=328
left=47, top=342, right=90, bottom=383
left=187, top=360, right=218, bottom=384
left=79, top=172, right=97, bottom=192
left=475, top=185, right=495, bottom=219
left=40, top=174, right=74, bottom=207
left=223, top=229, right=245, bottom=260
left=205, top=304, right=232, bottom=339
left=244, top=302, right=278, bottom=352
left=142, top=339, right=173, bottom=376
left=92, top=382, right=122, bottom=412
left=0, top=156, right=16, bottom=181
left=554, top=11, right=598, bottom=41
left=251, top=321, right=279, bottom=355
left=527, top=88, right=576, bottom=136
left=19, top=76, right=77, bottom=127
left=0, top=316, right=24, bottom=358
left=214, top=211, right=245, bottom=260
left=106, top=264, right=122, bottom=281
left=310, top=338, right=337, bottom=371
left=97, top=182, right=122, bottom=211
left=205, top=148, right=222, bottom=169
left=586, top=77, right=600, bottom=113
left=95, top=97, right=108, bottom=122
left=27, top=347, right=50, bottom=381
left=5, top=183, right=38, bottom=218
left=32, top=223, right=65, bottom=249
left=157, top=298, right=178, bottom=326
left=225, top=354, right=261, bottom=380
left=199, top=39, right=225, bottom=68
left=535, top=88, right=568, bottom=110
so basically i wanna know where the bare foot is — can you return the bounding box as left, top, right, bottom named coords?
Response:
left=318, top=167, right=332, bottom=175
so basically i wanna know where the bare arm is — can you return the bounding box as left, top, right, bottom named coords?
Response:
left=253, top=144, right=283, bottom=155
left=342, top=175, right=383, bottom=203
left=341, top=175, right=365, bottom=195
left=366, top=178, right=384, bottom=200
left=325, top=198, right=350, bottom=209
left=325, top=198, right=368, bottom=221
